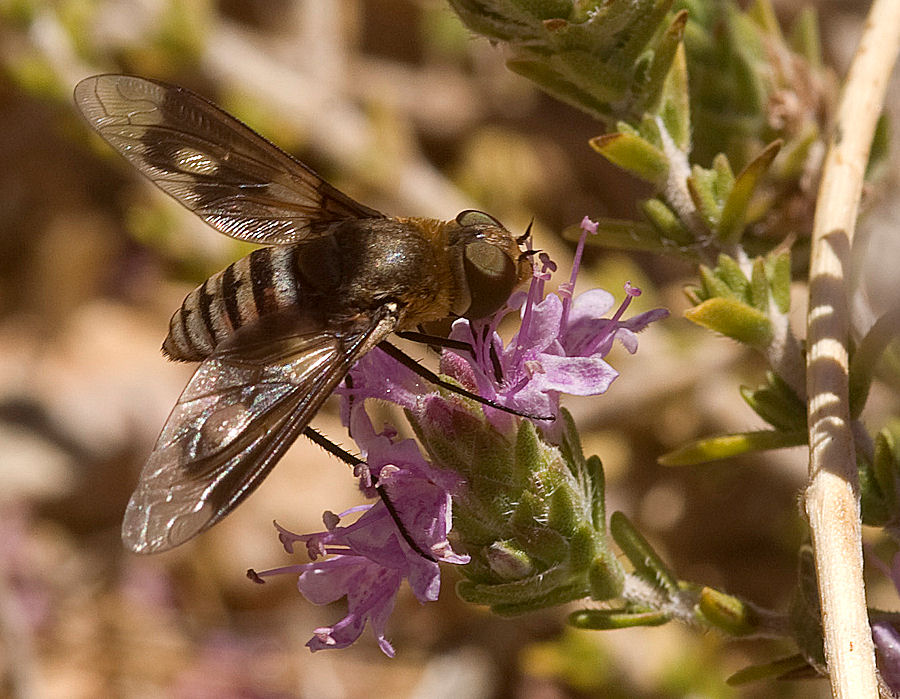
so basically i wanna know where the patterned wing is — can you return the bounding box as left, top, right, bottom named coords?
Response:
left=74, top=74, right=383, bottom=245
left=122, top=307, right=399, bottom=553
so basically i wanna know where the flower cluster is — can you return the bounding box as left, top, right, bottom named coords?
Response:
left=249, top=408, right=467, bottom=657
left=251, top=217, right=668, bottom=654
left=443, top=216, right=668, bottom=435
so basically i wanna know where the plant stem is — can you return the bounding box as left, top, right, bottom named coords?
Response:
left=804, top=0, right=900, bottom=695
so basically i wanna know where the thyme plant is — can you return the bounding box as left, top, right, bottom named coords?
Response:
left=251, top=0, right=900, bottom=690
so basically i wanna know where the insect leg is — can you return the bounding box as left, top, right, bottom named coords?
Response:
left=301, top=427, right=437, bottom=562
left=377, top=341, right=554, bottom=421
left=394, top=330, right=474, bottom=354
left=303, top=426, right=363, bottom=468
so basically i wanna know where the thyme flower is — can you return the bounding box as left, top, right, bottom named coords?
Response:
left=253, top=216, right=668, bottom=654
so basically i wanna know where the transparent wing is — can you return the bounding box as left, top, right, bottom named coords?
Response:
left=74, top=74, right=383, bottom=245
left=122, top=308, right=398, bottom=553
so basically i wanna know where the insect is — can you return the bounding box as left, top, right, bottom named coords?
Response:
left=75, top=74, right=532, bottom=554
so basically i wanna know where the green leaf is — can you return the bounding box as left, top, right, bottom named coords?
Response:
left=486, top=540, right=536, bottom=580
left=873, top=429, right=899, bottom=513
left=510, top=490, right=547, bottom=533
left=789, top=6, right=822, bottom=69
left=687, top=165, right=723, bottom=230
left=588, top=548, right=625, bottom=600
left=766, top=251, right=792, bottom=313
left=640, top=198, right=694, bottom=245
left=506, top=58, right=612, bottom=116
left=717, top=140, right=782, bottom=245
left=697, top=587, right=760, bottom=636
left=684, top=297, right=773, bottom=347
left=740, top=373, right=806, bottom=431
left=748, top=257, right=768, bottom=310
left=789, top=546, right=826, bottom=671
left=867, top=113, right=890, bottom=180
left=548, top=482, right=580, bottom=536
left=659, top=430, right=807, bottom=466
left=697, top=265, right=733, bottom=300
left=714, top=254, right=750, bottom=300
left=491, top=583, right=591, bottom=616
left=457, top=564, right=573, bottom=606
left=683, top=285, right=702, bottom=306
left=515, top=418, right=545, bottom=487
left=609, top=512, right=678, bottom=593
left=712, top=153, right=736, bottom=194
left=849, top=308, right=900, bottom=419
left=747, top=0, right=783, bottom=41
left=586, top=455, right=606, bottom=531
left=859, top=451, right=890, bottom=527
left=513, top=524, right=570, bottom=569
left=727, top=655, right=812, bottom=685
left=557, top=407, right=586, bottom=479
left=643, top=10, right=689, bottom=129
left=589, top=131, right=669, bottom=185
left=771, top=122, right=818, bottom=181
left=568, top=608, right=671, bottom=629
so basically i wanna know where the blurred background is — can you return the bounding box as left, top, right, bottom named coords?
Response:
left=0, top=1, right=895, bottom=697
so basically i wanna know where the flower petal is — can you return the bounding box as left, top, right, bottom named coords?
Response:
left=532, top=354, right=619, bottom=395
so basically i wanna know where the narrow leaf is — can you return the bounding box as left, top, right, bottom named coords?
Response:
left=640, top=197, right=693, bottom=245
left=727, top=655, right=811, bottom=685
left=748, top=257, right=768, bottom=310
left=609, top=512, right=678, bottom=593
left=687, top=166, right=723, bottom=229
left=589, top=131, right=669, bottom=185
left=659, top=430, right=807, bottom=466
left=740, top=377, right=806, bottom=432
left=714, top=254, right=750, bottom=299
left=789, top=7, right=822, bottom=69
left=849, top=307, right=900, bottom=418
left=645, top=10, right=689, bottom=129
left=568, top=608, right=671, bottom=629
left=697, top=265, right=733, bottom=300
left=588, top=548, right=625, bottom=600
left=717, top=140, right=782, bottom=245
left=685, top=297, right=773, bottom=347
left=698, top=587, right=760, bottom=636
left=874, top=429, right=899, bottom=512
left=766, top=251, right=792, bottom=313
left=586, top=454, right=606, bottom=531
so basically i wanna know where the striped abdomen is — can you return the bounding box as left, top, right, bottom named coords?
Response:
left=163, top=246, right=302, bottom=361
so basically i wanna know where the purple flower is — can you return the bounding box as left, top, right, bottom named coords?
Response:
left=869, top=551, right=900, bottom=691
left=442, top=216, right=669, bottom=433
left=873, top=621, right=900, bottom=694
left=254, top=215, right=667, bottom=655
left=250, top=410, right=467, bottom=656
left=340, top=216, right=668, bottom=434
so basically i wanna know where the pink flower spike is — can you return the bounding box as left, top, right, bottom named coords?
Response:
left=438, top=215, right=668, bottom=431
left=254, top=211, right=668, bottom=656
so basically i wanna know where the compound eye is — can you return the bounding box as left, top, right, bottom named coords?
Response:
left=456, top=209, right=503, bottom=228
left=462, top=240, right=517, bottom=319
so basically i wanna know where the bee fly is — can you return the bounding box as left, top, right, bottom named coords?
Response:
left=75, top=75, right=535, bottom=554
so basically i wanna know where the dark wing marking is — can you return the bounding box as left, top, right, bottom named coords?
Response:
left=74, top=74, right=384, bottom=245
left=122, top=306, right=399, bottom=554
